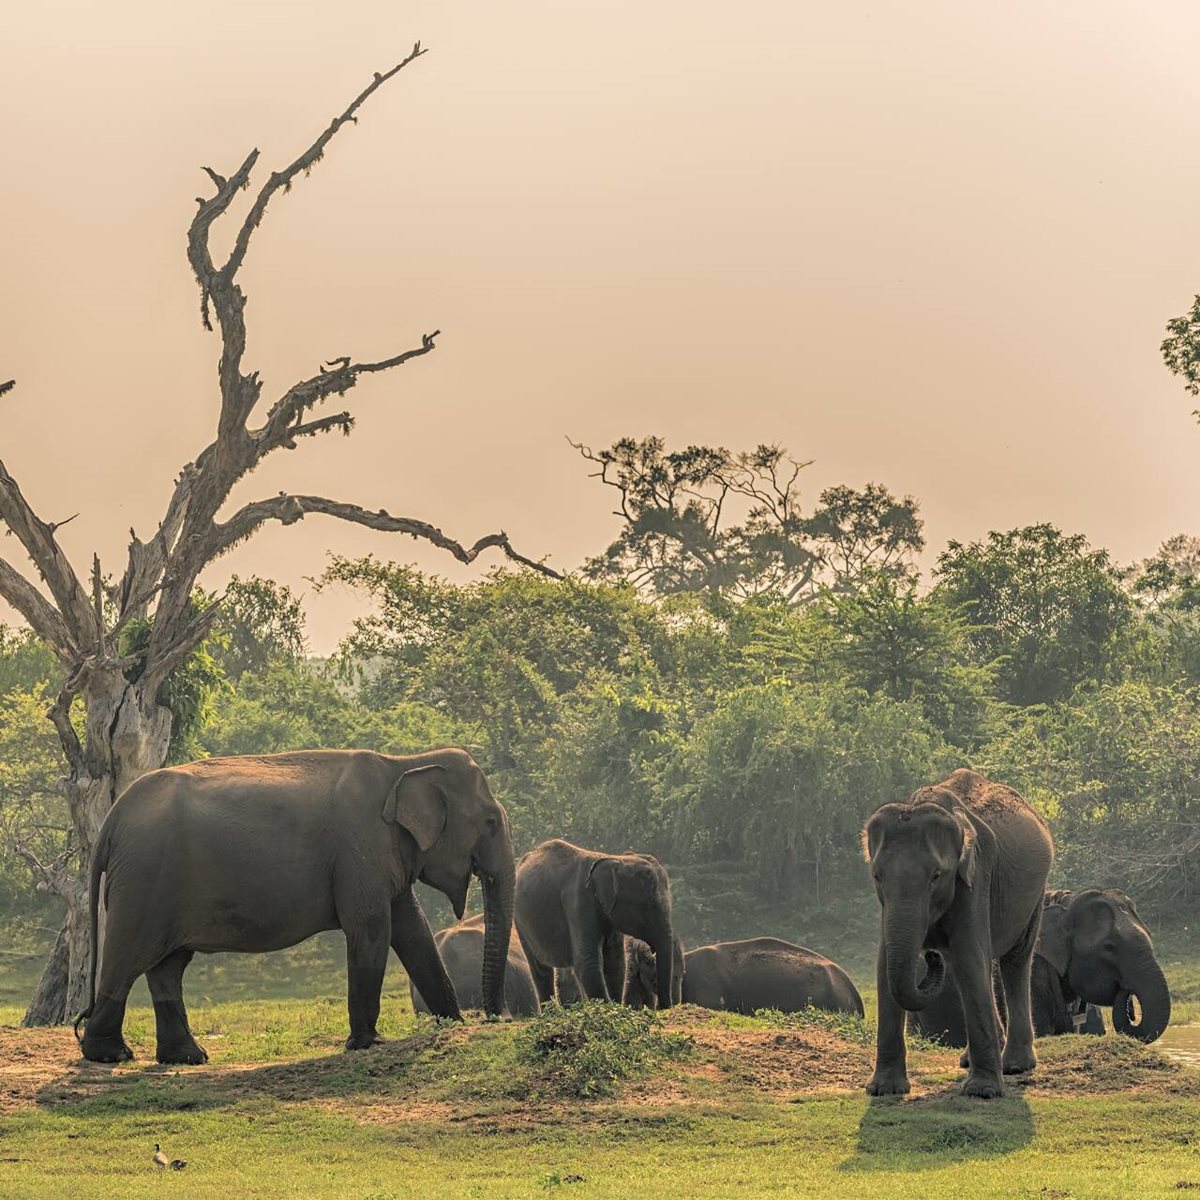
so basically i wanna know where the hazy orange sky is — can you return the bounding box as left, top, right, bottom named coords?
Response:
left=4, top=1, right=1200, bottom=652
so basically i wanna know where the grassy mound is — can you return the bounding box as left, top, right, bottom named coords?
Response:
left=516, top=1001, right=693, bottom=1097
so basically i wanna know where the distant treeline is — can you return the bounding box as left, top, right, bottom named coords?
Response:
left=3, top=509, right=1200, bottom=949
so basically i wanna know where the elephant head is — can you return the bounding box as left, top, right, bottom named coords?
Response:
left=1039, top=889, right=1170, bottom=1043
left=384, top=750, right=515, bottom=1017
left=862, top=789, right=977, bottom=1012
left=587, top=853, right=677, bottom=1008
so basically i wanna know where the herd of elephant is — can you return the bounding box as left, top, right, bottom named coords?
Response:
left=71, top=749, right=1171, bottom=1102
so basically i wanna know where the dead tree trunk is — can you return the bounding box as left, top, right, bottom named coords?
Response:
left=1, top=45, right=558, bottom=1024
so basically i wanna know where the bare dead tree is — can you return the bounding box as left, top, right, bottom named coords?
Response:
left=1, top=45, right=559, bottom=1024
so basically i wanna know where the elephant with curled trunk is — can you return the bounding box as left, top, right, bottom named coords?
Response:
left=679, top=938, right=864, bottom=1016
left=411, top=914, right=541, bottom=1017
left=515, top=840, right=677, bottom=1009
left=862, top=769, right=1053, bottom=1098
left=911, top=888, right=1170, bottom=1046
left=76, top=749, right=515, bottom=1064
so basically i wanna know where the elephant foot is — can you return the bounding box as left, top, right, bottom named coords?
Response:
left=1002, top=1047, right=1037, bottom=1075
left=80, top=1035, right=134, bottom=1064
left=866, top=1069, right=911, bottom=1097
left=962, top=1070, right=1004, bottom=1099
left=345, top=1031, right=386, bottom=1051
left=156, top=1038, right=208, bottom=1066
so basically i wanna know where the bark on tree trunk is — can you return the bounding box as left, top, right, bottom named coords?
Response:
left=22, top=671, right=173, bottom=1026
left=22, top=925, right=69, bottom=1026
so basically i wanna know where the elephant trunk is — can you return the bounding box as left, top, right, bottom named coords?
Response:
left=1112, top=947, right=1171, bottom=1043
left=480, top=860, right=515, bottom=1018
left=654, top=929, right=676, bottom=1010
left=884, top=911, right=944, bottom=1012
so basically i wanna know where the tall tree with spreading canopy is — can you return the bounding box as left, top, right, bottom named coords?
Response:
left=0, top=46, right=555, bottom=1025
left=575, top=437, right=921, bottom=603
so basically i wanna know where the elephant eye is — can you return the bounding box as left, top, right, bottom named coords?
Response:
left=930, top=869, right=942, bottom=882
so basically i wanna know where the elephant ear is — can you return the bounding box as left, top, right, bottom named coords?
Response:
left=382, top=765, right=448, bottom=852
left=953, top=810, right=977, bottom=889
left=588, top=859, right=619, bottom=915
left=1038, top=898, right=1071, bottom=978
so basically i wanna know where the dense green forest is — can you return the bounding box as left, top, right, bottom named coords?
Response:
left=2, top=440, right=1199, bottom=971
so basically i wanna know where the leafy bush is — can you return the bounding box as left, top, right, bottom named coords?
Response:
left=516, top=1001, right=692, bottom=1096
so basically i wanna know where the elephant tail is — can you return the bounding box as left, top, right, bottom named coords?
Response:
left=73, top=825, right=110, bottom=1043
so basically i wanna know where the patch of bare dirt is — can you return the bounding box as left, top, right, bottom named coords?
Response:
left=1, top=1017, right=1194, bottom=1126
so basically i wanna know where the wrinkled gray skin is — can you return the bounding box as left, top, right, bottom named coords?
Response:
left=862, top=769, right=1053, bottom=1099
left=911, top=888, right=1170, bottom=1046
left=516, top=840, right=677, bottom=1009
left=77, top=749, right=515, bottom=1064
left=680, top=937, right=864, bottom=1016
left=412, top=914, right=540, bottom=1017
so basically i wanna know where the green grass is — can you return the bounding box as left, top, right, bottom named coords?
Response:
left=0, top=996, right=1198, bottom=1199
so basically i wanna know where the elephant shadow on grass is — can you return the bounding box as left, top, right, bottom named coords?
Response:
left=34, top=1021, right=521, bottom=1119
left=842, top=1089, right=1035, bottom=1172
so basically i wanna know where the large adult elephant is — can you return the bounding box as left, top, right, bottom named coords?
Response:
left=515, top=840, right=677, bottom=1009
left=411, top=914, right=540, bottom=1017
left=862, top=769, right=1053, bottom=1099
left=678, top=937, right=864, bottom=1016
left=75, top=749, right=515, bottom=1064
left=911, top=888, right=1170, bottom=1046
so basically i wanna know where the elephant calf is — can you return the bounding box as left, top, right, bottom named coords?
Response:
left=911, top=887, right=1170, bottom=1047
left=679, top=937, right=864, bottom=1017
left=862, top=769, right=1053, bottom=1099
left=411, top=914, right=541, bottom=1017
left=516, top=840, right=678, bottom=1009
left=558, top=934, right=685, bottom=1008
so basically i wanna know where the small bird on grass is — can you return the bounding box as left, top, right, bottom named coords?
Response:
left=152, top=1143, right=187, bottom=1170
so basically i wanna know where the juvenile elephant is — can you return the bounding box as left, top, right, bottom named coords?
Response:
left=862, top=769, right=1053, bottom=1098
left=620, top=935, right=686, bottom=1009
left=411, top=914, right=540, bottom=1017
left=679, top=937, right=864, bottom=1016
left=516, top=840, right=677, bottom=1008
left=76, top=749, right=515, bottom=1064
left=557, top=934, right=684, bottom=1008
left=911, top=888, right=1170, bottom=1046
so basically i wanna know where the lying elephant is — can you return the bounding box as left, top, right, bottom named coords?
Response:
left=678, top=937, right=864, bottom=1016
left=412, top=914, right=541, bottom=1017
left=557, top=934, right=685, bottom=1008
left=516, top=840, right=678, bottom=1008
left=911, top=887, right=1170, bottom=1046
left=862, top=769, right=1053, bottom=1098
left=76, top=748, right=515, bottom=1064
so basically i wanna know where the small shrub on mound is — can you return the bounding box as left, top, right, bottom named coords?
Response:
left=517, top=1001, right=693, bottom=1097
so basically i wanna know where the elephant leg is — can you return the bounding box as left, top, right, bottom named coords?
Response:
left=390, top=890, right=461, bottom=1021
left=147, top=949, right=207, bottom=1065
left=343, top=910, right=391, bottom=1050
left=953, top=942, right=1005, bottom=1098
left=866, top=942, right=910, bottom=1095
left=79, top=905, right=145, bottom=1063
left=602, top=932, right=626, bottom=1004
left=572, top=943, right=610, bottom=999
left=998, top=906, right=1040, bottom=1075
left=519, top=929, right=556, bottom=1004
